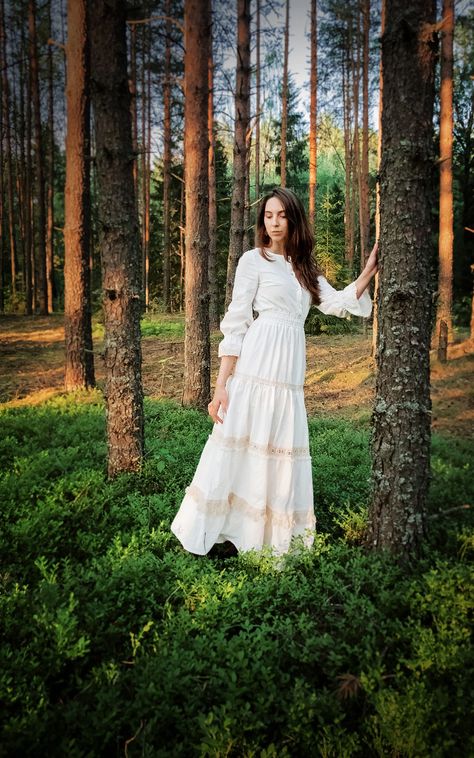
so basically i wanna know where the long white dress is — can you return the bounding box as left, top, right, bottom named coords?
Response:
left=171, top=247, right=372, bottom=556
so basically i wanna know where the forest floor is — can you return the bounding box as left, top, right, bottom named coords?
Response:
left=1, top=312, right=473, bottom=438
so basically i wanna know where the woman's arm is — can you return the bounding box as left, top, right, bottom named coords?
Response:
left=354, top=241, right=378, bottom=298
left=208, top=355, right=237, bottom=424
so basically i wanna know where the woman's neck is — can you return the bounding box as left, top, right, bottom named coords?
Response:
left=266, top=241, right=286, bottom=256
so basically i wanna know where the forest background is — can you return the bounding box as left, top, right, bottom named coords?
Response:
left=1, top=0, right=473, bottom=755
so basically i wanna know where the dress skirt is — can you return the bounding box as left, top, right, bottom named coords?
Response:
left=171, top=308, right=316, bottom=556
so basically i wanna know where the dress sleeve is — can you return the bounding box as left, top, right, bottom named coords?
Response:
left=315, top=274, right=373, bottom=319
left=218, top=250, right=259, bottom=358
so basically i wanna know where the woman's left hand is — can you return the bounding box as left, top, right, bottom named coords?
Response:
left=366, top=240, right=378, bottom=274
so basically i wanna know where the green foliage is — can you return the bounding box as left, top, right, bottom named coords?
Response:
left=0, top=395, right=473, bottom=756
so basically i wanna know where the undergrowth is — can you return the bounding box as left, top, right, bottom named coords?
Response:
left=0, top=395, right=472, bottom=757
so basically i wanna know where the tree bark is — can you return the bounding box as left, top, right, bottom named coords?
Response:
left=371, top=0, right=384, bottom=359
left=360, top=0, right=370, bottom=268
left=434, top=0, right=454, bottom=350
left=89, top=0, right=144, bottom=476
left=46, top=0, right=55, bottom=312
left=225, top=0, right=250, bottom=308
left=183, top=0, right=211, bottom=407
left=1, top=0, right=17, bottom=299
left=308, top=0, right=317, bottom=228
left=28, top=0, right=48, bottom=314
left=163, top=0, right=172, bottom=312
left=367, top=0, right=436, bottom=557
left=255, top=0, right=261, bottom=200
left=280, top=0, right=289, bottom=188
left=64, top=0, right=95, bottom=391
left=208, top=5, right=219, bottom=330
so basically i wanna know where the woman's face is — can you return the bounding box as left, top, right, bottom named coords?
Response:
left=263, top=197, right=288, bottom=246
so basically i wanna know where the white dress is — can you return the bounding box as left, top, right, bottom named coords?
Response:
left=171, top=247, right=372, bottom=556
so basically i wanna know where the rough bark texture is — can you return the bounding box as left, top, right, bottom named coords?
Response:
left=208, top=12, right=219, bottom=330
left=225, top=0, right=250, bottom=308
left=368, top=0, right=436, bottom=557
left=64, top=0, right=95, bottom=391
left=89, top=0, right=144, bottom=476
left=162, top=0, right=172, bottom=312
left=28, top=0, right=48, bottom=314
left=183, top=0, right=211, bottom=407
left=308, top=0, right=317, bottom=228
left=434, top=0, right=454, bottom=348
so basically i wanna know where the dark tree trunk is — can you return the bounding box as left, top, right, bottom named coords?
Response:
left=255, top=0, right=261, bottom=200
left=46, top=0, right=55, bottom=312
left=24, top=20, right=33, bottom=315
left=360, top=0, right=370, bottom=268
left=308, top=0, right=317, bottom=228
left=367, top=0, right=436, bottom=557
left=28, top=0, right=48, bottom=314
left=163, top=0, right=172, bottom=312
left=182, top=0, right=211, bottom=407
left=208, top=4, right=219, bottom=330
left=64, top=0, right=95, bottom=391
left=1, top=0, right=17, bottom=298
left=371, top=0, right=384, bottom=359
left=89, top=0, right=144, bottom=476
left=225, top=0, right=250, bottom=308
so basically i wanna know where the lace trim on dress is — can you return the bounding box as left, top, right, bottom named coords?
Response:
left=186, top=483, right=316, bottom=532
left=211, top=429, right=310, bottom=459
left=232, top=371, right=304, bottom=392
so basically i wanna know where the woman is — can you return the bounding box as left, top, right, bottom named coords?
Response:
left=171, top=187, right=378, bottom=557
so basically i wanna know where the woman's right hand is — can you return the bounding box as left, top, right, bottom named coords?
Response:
left=208, top=385, right=229, bottom=424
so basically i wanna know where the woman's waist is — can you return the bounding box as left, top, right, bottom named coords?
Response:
left=255, top=308, right=305, bottom=326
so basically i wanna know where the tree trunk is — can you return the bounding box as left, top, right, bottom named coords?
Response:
left=1, top=0, right=18, bottom=298
left=352, top=6, right=361, bottom=269
left=183, top=0, right=211, bottom=407
left=163, top=0, right=172, bottom=312
left=371, top=0, right=384, bottom=360
left=208, top=6, right=219, bottom=330
left=24, top=19, right=33, bottom=315
left=280, top=0, right=289, bottom=188
left=308, top=0, right=317, bottom=228
left=225, top=0, right=250, bottom=308
left=46, top=0, right=55, bottom=312
left=28, top=0, right=48, bottom=314
left=89, top=0, right=144, bottom=477
left=434, top=0, right=454, bottom=351
left=64, top=0, right=95, bottom=391
left=360, top=0, right=370, bottom=268
left=255, top=0, right=261, bottom=200
left=342, top=45, right=353, bottom=270
left=129, top=23, right=138, bottom=199
left=367, top=0, right=436, bottom=557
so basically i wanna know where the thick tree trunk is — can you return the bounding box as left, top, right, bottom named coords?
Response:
left=89, top=0, right=144, bottom=476
left=367, top=0, right=436, bottom=557
left=225, top=0, right=251, bottom=308
left=208, top=10, right=219, bottom=330
left=434, top=0, right=454, bottom=350
left=64, top=0, right=95, bottom=391
left=183, top=0, right=211, bottom=407
left=280, top=0, right=289, bottom=188
left=308, top=0, right=317, bottom=228
left=162, top=1, right=172, bottom=312
left=28, top=0, right=48, bottom=314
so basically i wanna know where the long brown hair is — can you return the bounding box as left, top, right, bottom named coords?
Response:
left=255, top=187, right=322, bottom=305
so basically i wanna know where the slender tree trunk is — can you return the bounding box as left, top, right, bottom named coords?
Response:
left=46, top=0, right=55, bottom=312
left=280, top=0, right=289, bottom=188
left=360, top=0, right=370, bottom=267
left=129, top=23, right=138, bottom=199
left=225, top=0, right=250, bottom=307
left=342, top=46, right=353, bottom=269
left=308, top=0, right=317, bottom=228
left=243, top=129, right=251, bottom=250
left=208, top=7, right=219, bottom=330
left=24, top=21, right=33, bottom=315
left=371, top=0, right=384, bottom=359
left=179, top=173, right=184, bottom=311
left=1, top=0, right=17, bottom=297
left=367, top=0, right=436, bottom=557
left=29, top=0, right=48, bottom=314
left=144, top=24, right=151, bottom=311
left=183, top=0, right=211, bottom=407
left=162, top=1, right=172, bottom=312
left=89, top=0, right=144, bottom=476
left=0, top=58, right=3, bottom=312
left=64, top=0, right=95, bottom=391
left=255, top=0, right=261, bottom=200
left=140, top=25, right=147, bottom=309
left=434, top=0, right=454, bottom=351
left=352, top=6, right=362, bottom=269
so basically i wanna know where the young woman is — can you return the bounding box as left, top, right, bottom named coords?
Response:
left=171, top=187, right=378, bottom=557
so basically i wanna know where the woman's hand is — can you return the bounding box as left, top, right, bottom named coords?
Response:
left=208, top=385, right=229, bottom=424
left=366, top=240, right=379, bottom=274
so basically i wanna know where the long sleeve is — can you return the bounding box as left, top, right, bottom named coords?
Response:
left=218, top=250, right=259, bottom=358
left=315, top=274, right=373, bottom=319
